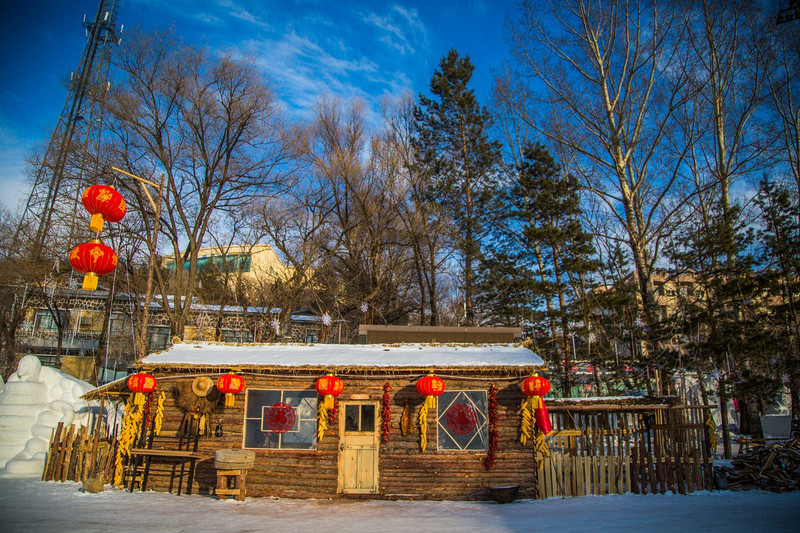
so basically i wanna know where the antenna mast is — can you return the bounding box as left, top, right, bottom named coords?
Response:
left=15, top=0, right=122, bottom=260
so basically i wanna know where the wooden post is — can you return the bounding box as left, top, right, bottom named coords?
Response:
left=42, top=423, right=64, bottom=481
left=89, top=397, right=105, bottom=479
left=58, top=425, right=76, bottom=482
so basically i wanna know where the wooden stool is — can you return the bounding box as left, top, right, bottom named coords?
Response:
left=215, top=469, right=247, bottom=501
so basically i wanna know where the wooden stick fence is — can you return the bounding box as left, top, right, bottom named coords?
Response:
left=537, top=404, right=714, bottom=498
left=42, top=422, right=118, bottom=483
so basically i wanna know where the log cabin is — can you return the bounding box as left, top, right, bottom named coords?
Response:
left=96, top=341, right=546, bottom=500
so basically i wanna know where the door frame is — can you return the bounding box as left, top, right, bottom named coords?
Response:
left=337, top=400, right=380, bottom=494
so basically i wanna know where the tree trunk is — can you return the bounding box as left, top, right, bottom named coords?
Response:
left=719, top=380, right=732, bottom=459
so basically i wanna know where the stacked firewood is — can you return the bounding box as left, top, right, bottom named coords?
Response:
left=715, top=439, right=800, bottom=492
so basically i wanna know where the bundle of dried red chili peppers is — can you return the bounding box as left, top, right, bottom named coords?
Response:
left=483, top=384, right=498, bottom=470
left=381, top=382, right=392, bottom=443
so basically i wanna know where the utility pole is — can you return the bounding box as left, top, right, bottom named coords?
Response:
left=112, top=167, right=163, bottom=361
left=15, top=0, right=122, bottom=261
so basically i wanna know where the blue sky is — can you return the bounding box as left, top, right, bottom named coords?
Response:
left=0, top=0, right=519, bottom=210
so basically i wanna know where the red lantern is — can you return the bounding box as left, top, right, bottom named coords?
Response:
left=82, top=185, right=127, bottom=233
left=315, top=374, right=344, bottom=409
left=128, top=372, right=157, bottom=405
left=217, top=372, right=246, bottom=407
left=416, top=374, right=445, bottom=409
left=128, top=372, right=157, bottom=394
left=69, top=240, right=118, bottom=290
left=521, top=375, right=551, bottom=397
left=521, top=373, right=553, bottom=435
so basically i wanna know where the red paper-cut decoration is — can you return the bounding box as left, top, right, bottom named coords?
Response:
left=446, top=403, right=478, bottom=435
left=264, top=402, right=296, bottom=433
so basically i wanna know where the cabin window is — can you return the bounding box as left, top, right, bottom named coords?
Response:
left=344, top=404, right=376, bottom=432
left=243, top=389, right=317, bottom=450
left=436, top=390, right=488, bottom=451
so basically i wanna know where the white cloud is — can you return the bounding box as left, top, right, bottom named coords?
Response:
left=216, top=0, right=271, bottom=30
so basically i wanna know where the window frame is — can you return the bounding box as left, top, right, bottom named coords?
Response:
left=243, top=388, right=317, bottom=450
left=33, top=309, right=67, bottom=332
left=436, top=390, right=488, bottom=452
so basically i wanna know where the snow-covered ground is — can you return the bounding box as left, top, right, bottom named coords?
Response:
left=0, top=478, right=797, bottom=533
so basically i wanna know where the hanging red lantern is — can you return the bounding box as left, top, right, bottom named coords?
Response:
left=216, top=372, right=246, bottom=407
left=69, top=240, right=118, bottom=290
left=521, top=375, right=551, bottom=398
left=521, top=373, right=553, bottom=435
left=416, top=373, right=445, bottom=409
left=128, top=372, right=157, bottom=405
left=82, top=185, right=127, bottom=233
left=416, top=374, right=445, bottom=452
left=315, top=373, right=344, bottom=410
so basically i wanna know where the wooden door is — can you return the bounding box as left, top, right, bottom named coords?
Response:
left=338, top=401, right=379, bottom=494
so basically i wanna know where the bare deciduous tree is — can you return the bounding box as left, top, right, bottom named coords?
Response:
left=503, top=0, right=692, bottom=337
left=102, top=28, right=291, bottom=339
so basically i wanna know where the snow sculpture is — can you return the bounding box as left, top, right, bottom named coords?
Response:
left=0, top=355, right=94, bottom=476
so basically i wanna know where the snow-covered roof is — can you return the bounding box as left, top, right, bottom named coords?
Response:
left=140, top=342, right=544, bottom=368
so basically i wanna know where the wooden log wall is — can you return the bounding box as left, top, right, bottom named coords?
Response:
left=132, top=373, right=538, bottom=500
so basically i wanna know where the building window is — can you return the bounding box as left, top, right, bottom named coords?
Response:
left=244, top=389, right=317, bottom=450
left=147, top=326, right=171, bottom=352
left=437, top=390, right=488, bottom=451
left=220, top=329, right=254, bottom=343
left=110, top=312, right=133, bottom=335
left=76, top=312, right=95, bottom=333
left=34, top=309, right=67, bottom=331
left=167, top=253, right=252, bottom=273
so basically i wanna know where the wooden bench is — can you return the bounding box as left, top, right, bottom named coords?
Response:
left=130, top=448, right=207, bottom=459
left=127, top=417, right=204, bottom=495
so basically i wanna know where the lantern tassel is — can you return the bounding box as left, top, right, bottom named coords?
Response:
left=324, top=394, right=334, bottom=410
left=133, top=392, right=146, bottom=407
left=425, top=395, right=436, bottom=410
left=530, top=395, right=542, bottom=410
left=89, top=213, right=105, bottom=233
left=225, top=393, right=235, bottom=408
left=82, top=273, right=99, bottom=291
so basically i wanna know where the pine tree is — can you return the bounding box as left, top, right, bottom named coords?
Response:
left=754, top=179, right=800, bottom=433
left=412, top=49, right=502, bottom=326
left=666, top=202, right=777, bottom=457
left=495, top=143, right=599, bottom=396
